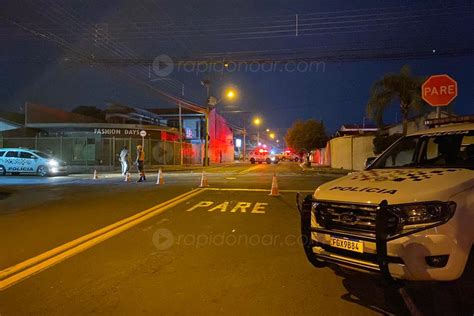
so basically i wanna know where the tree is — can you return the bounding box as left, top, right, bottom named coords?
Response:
left=373, top=133, right=403, bottom=155
left=366, top=65, right=428, bottom=135
left=285, top=119, right=328, bottom=167
left=71, top=106, right=105, bottom=120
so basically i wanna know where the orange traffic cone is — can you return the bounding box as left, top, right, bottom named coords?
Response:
left=124, top=172, right=131, bottom=182
left=93, top=169, right=99, bottom=180
left=199, top=170, right=209, bottom=187
left=156, top=168, right=164, bottom=185
left=269, top=173, right=280, bottom=196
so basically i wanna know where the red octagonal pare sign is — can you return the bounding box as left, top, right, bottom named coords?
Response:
left=422, top=74, right=458, bottom=107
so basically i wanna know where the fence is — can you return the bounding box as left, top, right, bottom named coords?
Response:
left=0, top=136, right=202, bottom=166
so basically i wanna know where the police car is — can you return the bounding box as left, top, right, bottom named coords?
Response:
left=249, top=148, right=278, bottom=164
left=276, top=149, right=300, bottom=162
left=0, top=148, right=67, bottom=177
left=298, top=116, right=474, bottom=281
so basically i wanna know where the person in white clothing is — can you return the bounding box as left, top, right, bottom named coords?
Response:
left=119, top=146, right=130, bottom=175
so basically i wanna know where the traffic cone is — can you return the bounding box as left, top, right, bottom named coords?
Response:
left=124, top=172, right=131, bottom=182
left=156, top=168, right=164, bottom=185
left=199, top=170, right=209, bottom=187
left=269, top=173, right=281, bottom=196
left=93, top=169, right=99, bottom=180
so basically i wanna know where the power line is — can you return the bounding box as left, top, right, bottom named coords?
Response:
left=2, top=1, right=206, bottom=114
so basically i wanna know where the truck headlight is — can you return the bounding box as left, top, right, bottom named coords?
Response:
left=48, top=159, right=59, bottom=167
left=391, top=202, right=456, bottom=226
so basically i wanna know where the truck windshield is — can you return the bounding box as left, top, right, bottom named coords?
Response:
left=370, top=130, right=474, bottom=170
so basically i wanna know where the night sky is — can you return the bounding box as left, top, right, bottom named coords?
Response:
left=1, top=0, right=473, bottom=135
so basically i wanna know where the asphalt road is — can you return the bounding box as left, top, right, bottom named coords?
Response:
left=0, top=162, right=472, bottom=315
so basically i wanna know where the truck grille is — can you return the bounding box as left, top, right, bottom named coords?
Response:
left=315, top=202, right=377, bottom=233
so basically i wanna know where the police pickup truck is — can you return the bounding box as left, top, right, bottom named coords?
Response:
left=0, top=148, right=67, bottom=176
left=298, top=117, right=474, bottom=281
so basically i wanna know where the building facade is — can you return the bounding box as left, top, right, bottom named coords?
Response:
left=0, top=102, right=235, bottom=169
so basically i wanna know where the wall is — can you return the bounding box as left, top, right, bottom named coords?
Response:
left=311, top=147, right=329, bottom=165
left=329, top=135, right=375, bottom=170
left=209, top=109, right=234, bottom=163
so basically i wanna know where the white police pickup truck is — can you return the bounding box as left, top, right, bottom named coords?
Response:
left=0, top=148, right=67, bottom=177
left=298, top=117, right=474, bottom=281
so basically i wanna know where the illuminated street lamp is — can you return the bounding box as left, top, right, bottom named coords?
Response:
left=226, top=89, right=236, bottom=99
left=253, top=117, right=262, bottom=144
left=269, top=132, right=275, bottom=139
left=266, top=128, right=270, bottom=132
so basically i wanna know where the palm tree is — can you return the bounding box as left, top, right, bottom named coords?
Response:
left=367, top=65, right=427, bottom=135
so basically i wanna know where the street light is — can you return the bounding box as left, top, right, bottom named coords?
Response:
left=253, top=117, right=262, bottom=144
left=266, top=128, right=270, bottom=132
left=226, top=89, right=236, bottom=99
left=269, top=132, right=275, bottom=139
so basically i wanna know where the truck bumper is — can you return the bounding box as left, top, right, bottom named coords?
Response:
left=297, top=194, right=469, bottom=281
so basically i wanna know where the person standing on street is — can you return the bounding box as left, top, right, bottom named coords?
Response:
left=135, top=144, right=146, bottom=182
left=119, top=146, right=130, bottom=175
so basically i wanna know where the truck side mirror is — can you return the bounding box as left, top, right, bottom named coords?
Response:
left=365, top=157, right=376, bottom=168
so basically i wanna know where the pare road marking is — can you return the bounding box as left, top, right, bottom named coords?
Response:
left=185, top=201, right=268, bottom=214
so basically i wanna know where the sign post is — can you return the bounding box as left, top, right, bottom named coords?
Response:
left=421, top=74, right=458, bottom=118
left=140, top=130, right=147, bottom=148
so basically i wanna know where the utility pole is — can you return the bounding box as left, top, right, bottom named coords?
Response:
left=179, top=84, right=184, bottom=165
left=243, top=128, right=247, bottom=161
left=202, top=80, right=211, bottom=167
left=204, top=109, right=210, bottom=166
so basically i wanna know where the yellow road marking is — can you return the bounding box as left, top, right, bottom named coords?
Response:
left=185, top=200, right=269, bottom=214
left=0, top=188, right=205, bottom=290
left=251, top=202, right=268, bottom=214
left=237, top=165, right=261, bottom=175
left=205, top=188, right=314, bottom=193
left=185, top=201, right=213, bottom=212
left=230, top=202, right=252, bottom=213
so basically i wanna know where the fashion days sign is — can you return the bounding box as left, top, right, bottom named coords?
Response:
left=93, top=128, right=158, bottom=137
left=186, top=201, right=268, bottom=214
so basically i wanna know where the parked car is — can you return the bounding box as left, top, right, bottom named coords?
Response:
left=277, top=150, right=300, bottom=162
left=0, top=148, right=67, bottom=176
left=249, top=148, right=278, bottom=164
left=298, top=118, right=474, bottom=281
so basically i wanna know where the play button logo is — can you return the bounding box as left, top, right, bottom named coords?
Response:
left=152, top=228, right=175, bottom=250
left=152, top=54, right=174, bottom=77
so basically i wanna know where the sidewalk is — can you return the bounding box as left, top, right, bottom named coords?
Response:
left=67, top=161, right=243, bottom=174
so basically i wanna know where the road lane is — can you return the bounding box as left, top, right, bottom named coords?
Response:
left=1, top=164, right=421, bottom=315
left=0, top=183, right=200, bottom=269
left=0, top=188, right=205, bottom=290
left=0, top=188, right=408, bottom=315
